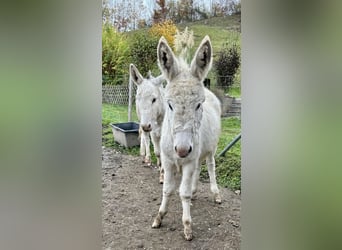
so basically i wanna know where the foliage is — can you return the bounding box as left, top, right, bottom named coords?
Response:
left=213, top=43, right=240, bottom=91
left=129, top=31, right=159, bottom=76
left=102, top=25, right=130, bottom=85
left=149, top=20, right=178, bottom=49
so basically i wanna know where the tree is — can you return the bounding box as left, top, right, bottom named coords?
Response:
left=102, top=25, right=130, bottom=85
left=129, top=32, right=159, bottom=76
left=102, top=0, right=147, bottom=31
left=178, top=0, right=194, bottom=22
left=153, top=0, right=168, bottom=23
left=102, top=0, right=112, bottom=24
left=213, top=43, right=240, bottom=90
left=149, top=20, right=178, bottom=48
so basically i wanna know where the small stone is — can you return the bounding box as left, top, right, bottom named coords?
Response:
left=137, top=243, right=144, bottom=248
left=235, top=190, right=241, bottom=195
left=229, top=219, right=239, bottom=227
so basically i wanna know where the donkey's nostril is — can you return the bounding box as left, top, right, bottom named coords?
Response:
left=141, top=124, right=152, bottom=132
left=175, top=145, right=192, bottom=158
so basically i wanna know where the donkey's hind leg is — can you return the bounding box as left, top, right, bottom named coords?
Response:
left=191, top=164, right=201, bottom=197
left=151, top=132, right=164, bottom=184
left=206, top=153, right=222, bottom=204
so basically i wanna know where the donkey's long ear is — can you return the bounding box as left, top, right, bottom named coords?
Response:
left=130, top=64, right=144, bottom=86
left=190, top=35, right=213, bottom=81
left=157, top=37, right=179, bottom=81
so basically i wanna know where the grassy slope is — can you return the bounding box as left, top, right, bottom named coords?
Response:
left=177, top=15, right=241, bottom=55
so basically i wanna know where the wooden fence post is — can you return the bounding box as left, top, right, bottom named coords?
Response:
left=128, top=74, right=132, bottom=122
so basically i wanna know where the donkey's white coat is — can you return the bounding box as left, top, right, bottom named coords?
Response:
left=130, top=64, right=165, bottom=183
left=152, top=36, right=222, bottom=240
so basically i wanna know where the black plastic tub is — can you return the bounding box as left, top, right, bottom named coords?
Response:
left=110, top=122, right=140, bottom=147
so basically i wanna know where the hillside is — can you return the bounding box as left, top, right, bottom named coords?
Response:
left=125, top=15, right=241, bottom=95
left=177, top=14, right=241, bottom=53
left=127, top=15, right=241, bottom=56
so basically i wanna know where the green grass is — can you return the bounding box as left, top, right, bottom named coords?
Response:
left=102, top=103, right=241, bottom=190
left=228, top=85, right=241, bottom=98
left=218, top=117, right=241, bottom=190
left=102, top=103, right=139, bottom=126
left=102, top=104, right=140, bottom=153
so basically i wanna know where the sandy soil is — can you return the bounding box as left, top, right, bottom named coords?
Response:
left=102, top=147, right=241, bottom=249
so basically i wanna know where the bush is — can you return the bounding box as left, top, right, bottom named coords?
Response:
left=149, top=20, right=178, bottom=49
left=129, top=31, right=159, bottom=76
left=213, top=43, right=240, bottom=91
left=102, top=24, right=130, bottom=85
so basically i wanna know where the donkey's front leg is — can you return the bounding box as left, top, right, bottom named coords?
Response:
left=151, top=132, right=163, bottom=184
left=152, top=163, right=175, bottom=228
left=140, top=131, right=151, bottom=165
left=180, top=164, right=195, bottom=240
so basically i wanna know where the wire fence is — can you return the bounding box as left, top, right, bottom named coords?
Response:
left=102, top=82, right=240, bottom=118
left=102, top=84, right=137, bottom=105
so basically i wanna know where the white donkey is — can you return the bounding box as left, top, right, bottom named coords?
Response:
left=152, top=36, right=222, bottom=240
left=130, top=64, right=165, bottom=183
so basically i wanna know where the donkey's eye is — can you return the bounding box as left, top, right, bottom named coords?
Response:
left=152, top=98, right=156, bottom=104
left=168, top=103, right=173, bottom=111
left=196, top=103, right=201, bottom=110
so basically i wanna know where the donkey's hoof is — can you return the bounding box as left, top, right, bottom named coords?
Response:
left=184, top=230, right=193, bottom=241
left=152, top=218, right=161, bottom=228
left=144, top=159, right=151, bottom=166
left=159, top=174, right=164, bottom=184
left=214, top=194, right=222, bottom=204
left=191, top=189, right=197, bottom=196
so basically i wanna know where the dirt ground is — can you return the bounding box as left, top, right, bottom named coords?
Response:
left=102, top=147, right=241, bottom=250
